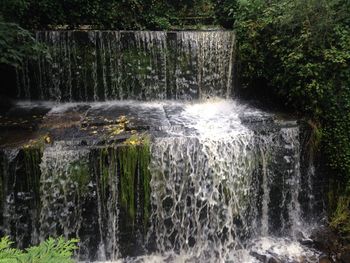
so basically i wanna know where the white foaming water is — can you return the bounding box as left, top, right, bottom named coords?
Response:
left=173, top=99, right=252, bottom=137
left=93, top=236, right=320, bottom=263
left=249, top=237, right=320, bottom=263
left=145, top=100, right=319, bottom=262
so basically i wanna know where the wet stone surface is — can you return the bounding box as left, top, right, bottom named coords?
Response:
left=0, top=99, right=295, bottom=149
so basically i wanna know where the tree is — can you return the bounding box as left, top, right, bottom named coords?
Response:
left=0, top=18, right=47, bottom=68
left=234, top=0, right=350, bottom=234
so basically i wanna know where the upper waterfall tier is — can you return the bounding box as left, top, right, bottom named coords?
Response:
left=17, top=31, right=235, bottom=101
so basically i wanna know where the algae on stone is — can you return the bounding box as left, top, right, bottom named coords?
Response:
left=70, top=160, right=90, bottom=196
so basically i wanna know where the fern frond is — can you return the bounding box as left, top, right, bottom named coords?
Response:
left=0, top=236, right=79, bottom=263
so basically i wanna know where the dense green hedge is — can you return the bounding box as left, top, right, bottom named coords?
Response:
left=234, top=0, right=350, bottom=235
left=0, top=1, right=220, bottom=73
left=1, top=0, right=218, bottom=30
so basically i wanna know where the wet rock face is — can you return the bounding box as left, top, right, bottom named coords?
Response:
left=319, top=256, right=332, bottom=263
left=0, top=96, right=14, bottom=114
left=339, top=246, right=350, bottom=263
left=307, top=226, right=350, bottom=263
left=310, top=227, right=340, bottom=256
left=246, top=221, right=350, bottom=263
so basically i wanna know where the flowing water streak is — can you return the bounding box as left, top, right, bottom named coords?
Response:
left=134, top=31, right=167, bottom=100
left=1, top=149, right=20, bottom=239
left=148, top=135, right=255, bottom=261
left=175, top=32, right=234, bottom=99
left=16, top=31, right=235, bottom=101
left=39, top=142, right=89, bottom=241
left=282, top=127, right=303, bottom=236
left=259, top=145, right=270, bottom=236
left=0, top=148, right=43, bottom=248
left=307, top=158, right=316, bottom=216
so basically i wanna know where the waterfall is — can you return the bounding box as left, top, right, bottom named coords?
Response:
left=145, top=101, right=311, bottom=262
left=148, top=135, right=256, bottom=261
left=0, top=99, right=323, bottom=262
left=38, top=142, right=94, bottom=250
left=16, top=31, right=235, bottom=101
left=1, top=30, right=325, bottom=263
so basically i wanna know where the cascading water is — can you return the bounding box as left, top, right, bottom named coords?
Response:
left=143, top=101, right=321, bottom=262
left=16, top=31, right=235, bottom=101
left=39, top=142, right=89, bottom=241
left=0, top=31, right=325, bottom=263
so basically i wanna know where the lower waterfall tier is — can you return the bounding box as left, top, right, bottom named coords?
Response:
left=0, top=99, right=325, bottom=262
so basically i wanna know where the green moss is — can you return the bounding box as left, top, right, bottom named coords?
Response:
left=140, top=142, right=152, bottom=228
left=23, top=147, right=42, bottom=206
left=124, top=133, right=150, bottom=146
left=330, top=196, right=350, bottom=237
left=123, top=49, right=153, bottom=75
left=99, top=148, right=110, bottom=202
left=118, top=145, right=138, bottom=223
left=92, top=142, right=152, bottom=229
left=70, top=161, right=90, bottom=196
left=117, top=141, right=152, bottom=228
left=23, top=134, right=51, bottom=151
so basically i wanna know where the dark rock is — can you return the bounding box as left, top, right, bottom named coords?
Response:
left=125, top=124, right=150, bottom=131
left=268, top=256, right=281, bottom=263
left=310, top=227, right=340, bottom=254
left=295, top=230, right=314, bottom=247
left=295, top=230, right=307, bottom=241
left=300, top=238, right=314, bottom=246
left=0, top=95, right=14, bottom=113
left=309, top=226, right=350, bottom=263
left=318, top=255, right=332, bottom=263
left=340, top=245, right=350, bottom=263
left=250, top=251, right=267, bottom=262
left=250, top=251, right=282, bottom=263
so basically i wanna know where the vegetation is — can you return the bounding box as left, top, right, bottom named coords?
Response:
left=0, top=236, right=78, bottom=263
left=94, top=142, right=151, bottom=230
left=330, top=196, right=350, bottom=237
left=0, top=18, right=47, bottom=68
left=118, top=141, right=151, bottom=229
left=0, top=0, right=216, bottom=71
left=233, top=0, right=350, bottom=234
left=1, top=0, right=217, bottom=30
